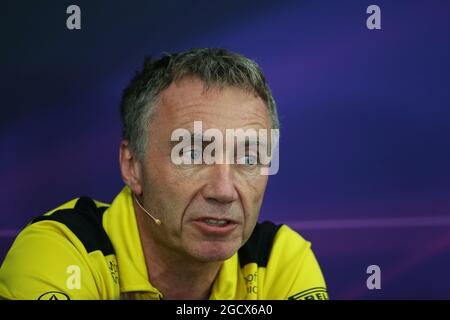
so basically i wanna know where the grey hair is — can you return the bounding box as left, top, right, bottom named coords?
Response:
left=120, top=48, right=280, bottom=159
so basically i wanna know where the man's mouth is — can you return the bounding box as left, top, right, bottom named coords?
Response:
left=192, top=217, right=238, bottom=235
left=202, top=218, right=230, bottom=226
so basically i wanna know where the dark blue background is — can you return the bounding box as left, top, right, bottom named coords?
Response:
left=1, top=0, right=450, bottom=299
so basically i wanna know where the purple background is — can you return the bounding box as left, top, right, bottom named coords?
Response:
left=1, top=1, right=450, bottom=299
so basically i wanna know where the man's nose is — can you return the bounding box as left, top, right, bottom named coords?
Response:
left=200, top=164, right=239, bottom=204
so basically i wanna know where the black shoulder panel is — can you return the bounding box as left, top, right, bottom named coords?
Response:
left=238, top=221, right=281, bottom=268
left=32, top=197, right=114, bottom=255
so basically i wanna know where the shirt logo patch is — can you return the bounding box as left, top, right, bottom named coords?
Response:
left=37, top=291, right=71, bottom=300
left=108, top=261, right=119, bottom=284
left=288, top=287, right=329, bottom=300
left=244, top=271, right=258, bottom=295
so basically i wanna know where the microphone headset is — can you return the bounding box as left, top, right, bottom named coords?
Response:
left=133, top=194, right=162, bottom=225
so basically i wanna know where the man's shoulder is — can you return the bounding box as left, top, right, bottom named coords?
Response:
left=238, top=221, right=309, bottom=268
left=4, top=195, right=115, bottom=267
left=29, top=196, right=114, bottom=256
left=39, top=196, right=110, bottom=219
left=0, top=196, right=116, bottom=299
left=235, top=222, right=327, bottom=300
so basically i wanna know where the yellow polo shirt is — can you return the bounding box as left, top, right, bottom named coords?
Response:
left=0, top=187, right=327, bottom=300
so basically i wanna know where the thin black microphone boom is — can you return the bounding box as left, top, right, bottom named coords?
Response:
left=133, top=195, right=162, bottom=225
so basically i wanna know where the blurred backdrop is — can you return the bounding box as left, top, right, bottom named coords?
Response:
left=1, top=0, right=450, bottom=299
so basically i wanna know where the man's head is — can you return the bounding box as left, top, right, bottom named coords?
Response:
left=119, top=48, right=279, bottom=263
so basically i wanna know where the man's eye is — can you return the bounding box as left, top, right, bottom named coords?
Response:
left=240, top=155, right=258, bottom=166
left=181, top=149, right=201, bottom=162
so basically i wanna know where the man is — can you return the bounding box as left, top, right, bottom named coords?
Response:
left=0, top=48, right=327, bottom=300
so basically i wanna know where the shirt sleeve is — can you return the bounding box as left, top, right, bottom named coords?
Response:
left=286, top=246, right=328, bottom=300
left=0, top=222, right=101, bottom=300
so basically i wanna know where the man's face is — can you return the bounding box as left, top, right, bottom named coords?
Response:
left=139, top=76, right=271, bottom=262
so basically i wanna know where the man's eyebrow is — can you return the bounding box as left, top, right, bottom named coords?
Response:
left=171, top=130, right=217, bottom=141
left=169, top=131, right=206, bottom=147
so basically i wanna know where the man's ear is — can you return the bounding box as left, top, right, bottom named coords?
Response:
left=119, top=140, right=143, bottom=195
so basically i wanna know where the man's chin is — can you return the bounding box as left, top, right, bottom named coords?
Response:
left=188, top=241, right=240, bottom=263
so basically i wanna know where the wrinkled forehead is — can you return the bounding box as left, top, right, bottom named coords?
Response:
left=153, top=76, right=271, bottom=131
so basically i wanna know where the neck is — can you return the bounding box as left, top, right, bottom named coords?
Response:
left=135, top=204, right=222, bottom=300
